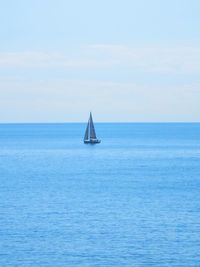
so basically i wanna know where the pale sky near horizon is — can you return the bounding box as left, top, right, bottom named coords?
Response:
left=0, top=0, right=200, bottom=122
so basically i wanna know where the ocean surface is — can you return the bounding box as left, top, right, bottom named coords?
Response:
left=0, top=123, right=200, bottom=267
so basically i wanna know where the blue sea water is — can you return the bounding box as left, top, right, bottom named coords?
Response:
left=0, top=123, right=200, bottom=266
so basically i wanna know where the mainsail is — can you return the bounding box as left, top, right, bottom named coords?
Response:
left=89, top=112, right=97, bottom=139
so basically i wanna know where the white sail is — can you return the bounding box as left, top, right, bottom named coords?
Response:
left=89, top=112, right=97, bottom=139
left=84, top=121, right=89, bottom=141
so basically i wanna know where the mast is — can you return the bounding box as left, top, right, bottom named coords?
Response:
left=89, top=112, right=97, bottom=139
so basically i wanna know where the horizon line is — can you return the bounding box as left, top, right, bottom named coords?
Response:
left=0, top=121, right=199, bottom=124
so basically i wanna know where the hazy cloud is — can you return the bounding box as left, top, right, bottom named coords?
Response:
left=90, top=44, right=200, bottom=74
left=0, top=76, right=199, bottom=122
left=1, top=44, right=200, bottom=74
left=0, top=51, right=114, bottom=69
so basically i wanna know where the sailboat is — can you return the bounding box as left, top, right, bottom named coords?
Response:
left=84, top=112, right=101, bottom=144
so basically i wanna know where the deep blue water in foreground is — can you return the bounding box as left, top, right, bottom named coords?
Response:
left=0, top=123, right=200, bottom=266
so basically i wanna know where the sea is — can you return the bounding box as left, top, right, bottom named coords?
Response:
left=0, top=123, right=200, bottom=266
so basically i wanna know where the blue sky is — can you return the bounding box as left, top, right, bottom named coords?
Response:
left=0, top=0, right=200, bottom=122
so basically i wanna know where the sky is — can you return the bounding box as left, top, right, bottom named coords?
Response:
left=0, top=0, right=200, bottom=122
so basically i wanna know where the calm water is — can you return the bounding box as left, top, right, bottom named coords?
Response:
left=0, top=123, right=200, bottom=266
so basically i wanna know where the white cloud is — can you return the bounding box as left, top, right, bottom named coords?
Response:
left=1, top=44, right=200, bottom=74
left=90, top=44, right=200, bottom=74
left=0, top=44, right=200, bottom=121
left=0, top=51, right=113, bottom=69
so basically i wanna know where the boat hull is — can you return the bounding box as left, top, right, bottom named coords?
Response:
left=84, top=139, right=101, bottom=144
